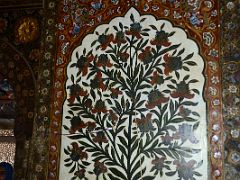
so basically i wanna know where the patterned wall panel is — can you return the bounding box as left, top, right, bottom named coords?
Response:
left=37, top=1, right=223, bottom=180
left=220, top=1, right=240, bottom=179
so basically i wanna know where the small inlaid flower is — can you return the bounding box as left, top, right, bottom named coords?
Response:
left=98, top=34, right=114, bottom=50
left=150, top=30, right=171, bottom=47
left=93, top=161, right=107, bottom=175
left=86, top=121, right=96, bottom=132
left=96, top=54, right=112, bottom=67
left=92, top=99, right=107, bottom=113
left=74, top=169, right=86, bottom=179
left=146, top=90, right=169, bottom=109
left=161, top=132, right=174, bottom=146
left=90, top=72, right=106, bottom=91
left=92, top=131, right=108, bottom=143
left=125, top=22, right=142, bottom=39
left=178, top=106, right=191, bottom=118
left=163, top=53, right=182, bottom=75
left=138, top=46, right=154, bottom=64
left=134, top=113, right=155, bottom=133
left=151, top=71, right=164, bottom=85
left=113, top=31, right=126, bottom=45
left=118, top=52, right=129, bottom=62
left=173, top=158, right=198, bottom=180
left=110, top=88, right=122, bottom=99
left=173, top=123, right=199, bottom=144
left=84, top=98, right=93, bottom=109
left=109, top=110, right=118, bottom=125
left=70, top=142, right=88, bottom=161
left=151, top=156, right=166, bottom=173
left=170, top=81, right=194, bottom=99
left=71, top=54, right=94, bottom=76
left=69, top=116, right=86, bottom=133
left=67, top=84, right=88, bottom=104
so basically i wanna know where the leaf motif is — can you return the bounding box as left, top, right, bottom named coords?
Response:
left=142, top=176, right=155, bottom=180
left=149, top=25, right=158, bottom=30
left=109, top=167, right=127, bottom=179
left=64, top=148, right=70, bottom=155
left=185, top=61, right=197, bottom=66
left=65, top=161, right=73, bottom=167
left=177, top=48, right=185, bottom=56
left=130, top=13, right=135, bottom=22
left=69, top=163, right=76, bottom=173
left=183, top=52, right=194, bottom=61
left=165, top=171, right=177, bottom=176
left=193, top=122, right=200, bottom=131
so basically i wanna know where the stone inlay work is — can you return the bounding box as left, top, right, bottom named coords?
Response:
left=220, top=0, right=240, bottom=179
left=60, top=8, right=207, bottom=179
left=39, top=0, right=223, bottom=179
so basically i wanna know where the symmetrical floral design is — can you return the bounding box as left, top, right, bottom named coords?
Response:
left=60, top=8, right=207, bottom=180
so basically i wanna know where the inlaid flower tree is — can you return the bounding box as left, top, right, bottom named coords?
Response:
left=61, top=8, right=207, bottom=180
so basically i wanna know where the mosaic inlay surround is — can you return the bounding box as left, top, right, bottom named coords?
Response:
left=43, top=1, right=223, bottom=179
left=220, top=0, right=240, bottom=179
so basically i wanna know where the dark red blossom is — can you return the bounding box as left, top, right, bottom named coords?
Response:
left=84, top=98, right=92, bottom=108
left=69, top=116, right=87, bottom=133
left=173, top=158, right=197, bottom=180
left=151, top=156, right=166, bottom=171
left=96, top=54, right=112, bottom=67
left=138, top=46, right=154, bottom=64
left=119, top=52, right=129, bottom=62
left=178, top=106, right=191, bottom=118
left=93, top=161, right=107, bottom=175
left=92, top=99, right=107, bottom=113
left=170, top=81, right=194, bottom=99
left=109, top=110, right=118, bottom=125
left=113, top=31, right=126, bottom=45
left=73, top=54, right=94, bottom=76
left=93, top=131, right=108, bottom=143
left=110, top=88, right=122, bottom=99
left=98, top=34, right=113, bottom=50
left=146, top=90, right=169, bottom=109
left=125, top=22, right=142, bottom=39
left=151, top=71, right=164, bottom=85
left=134, top=113, right=155, bottom=133
left=74, top=169, right=86, bottom=179
left=163, top=53, right=182, bottom=75
left=86, top=121, right=96, bottom=132
left=67, top=84, right=87, bottom=104
left=150, top=30, right=171, bottom=47
left=90, top=72, right=106, bottom=91
left=161, top=132, right=174, bottom=146
left=70, top=142, right=88, bottom=161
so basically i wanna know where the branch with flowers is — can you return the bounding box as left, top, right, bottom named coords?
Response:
left=63, top=13, right=204, bottom=180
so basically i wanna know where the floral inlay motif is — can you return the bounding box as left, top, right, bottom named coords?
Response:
left=60, top=8, right=207, bottom=179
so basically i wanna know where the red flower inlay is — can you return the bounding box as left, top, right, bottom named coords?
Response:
left=90, top=72, right=106, bottom=91
left=75, top=54, right=94, bottom=76
left=96, top=54, right=112, bottom=67
left=163, top=53, right=182, bottom=75
left=92, top=132, right=108, bottom=143
left=98, top=34, right=113, bottom=50
left=67, top=84, right=88, bottom=104
left=170, top=81, right=194, bottom=99
left=138, top=46, right=153, bottom=64
left=113, top=31, right=126, bottom=45
left=92, top=99, right=107, bottom=113
left=69, top=116, right=87, bottom=133
left=146, top=90, right=169, bottom=109
left=150, top=30, right=171, bottom=47
left=125, top=22, right=142, bottom=39
left=151, top=71, right=164, bottom=85
left=110, top=88, right=122, bottom=99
